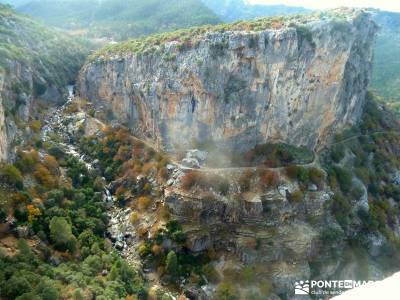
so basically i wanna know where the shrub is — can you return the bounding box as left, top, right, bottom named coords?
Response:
left=165, top=251, right=178, bottom=278
left=331, top=194, right=352, bottom=228
left=151, top=244, right=163, bottom=256
left=331, top=145, right=345, bottom=163
left=48, top=145, right=65, bottom=159
left=3, top=275, right=32, bottom=299
left=43, top=154, right=59, bottom=175
left=158, top=167, right=168, bottom=180
left=308, top=167, right=324, bottom=187
left=215, top=281, right=239, bottom=300
left=180, top=171, right=200, bottom=190
left=30, top=119, right=41, bottom=133
left=34, top=164, right=57, bottom=188
left=138, top=242, right=151, bottom=258
left=258, top=170, right=279, bottom=188
left=137, top=196, right=151, bottom=210
left=16, top=150, right=40, bottom=172
left=332, top=166, right=353, bottom=194
left=143, top=183, right=152, bottom=194
left=130, top=212, right=140, bottom=224
left=239, top=266, right=256, bottom=284
left=0, top=164, right=23, bottom=188
left=158, top=206, right=170, bottom=221
left=288, top=190, right=304, bottom=202
left=213, top=175, right=230, bottom=195
left=285, top=165, right=309, bottom=185
left=239, top=170, right=253, bottom=192
left=320, top=227, right=343, bottom=244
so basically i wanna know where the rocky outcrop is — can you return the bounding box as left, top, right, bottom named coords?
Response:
left=79, top=8, right=377, bottom=152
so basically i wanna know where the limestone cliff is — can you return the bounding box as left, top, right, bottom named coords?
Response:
left=79, top=8, right=377, bottom=152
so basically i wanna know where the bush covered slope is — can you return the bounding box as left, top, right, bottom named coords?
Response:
left=0, top=4, right=87, bottom=160
left=370, top=10, right=400, bottom=112
left=0, top=4, right=87, bottom=89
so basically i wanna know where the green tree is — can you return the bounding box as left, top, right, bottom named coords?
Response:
left=215, top=281, right=239, bottom=300
left=49, top=216, right=77, bottom=252
left=0, top=164, right=23, bottom=188
left=165, top=251, right=178, bottom=278
left=4, top=275, right=32, bottom=299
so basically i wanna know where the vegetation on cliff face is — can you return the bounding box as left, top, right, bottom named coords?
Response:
left=319, top=93, right=400, bottom=272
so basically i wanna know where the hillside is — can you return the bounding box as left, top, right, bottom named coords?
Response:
left=202, top=0, right=309, bottom=21
left=370, top=10, right=400, bottom=113
left=0, top=4, right=87, bottom=160
left=0, top=0, right=30, bottom=6
left=15, top=0, right=221, bottom=40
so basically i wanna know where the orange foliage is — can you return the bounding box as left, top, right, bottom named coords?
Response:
left=180, top=171, right=201, bottom=191
left=239, top=170, right=253, bottom=192
left=27, top=204, right=41, bottom=223
left=137, top=196, right=151, bottom=210
left=43, top=155, right=59, bottom=175
left=157, top=167, right=168, bottom=181
left=33, top=164, right=57, bottom=188
left=142, top=162, right=156, bottom=175
left=151, top=244, right=163, bottom=256
left=258, top=169, right=279, bottom=188
left=114, top=145, right=130, bottom=162
left=132, top=147, right=144, bottom=159
left=115, top=186, right=127, bottom=197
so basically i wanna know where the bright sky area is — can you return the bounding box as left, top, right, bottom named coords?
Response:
left=248, top=0, right=400, bottom=12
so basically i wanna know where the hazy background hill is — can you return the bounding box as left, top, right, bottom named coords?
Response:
left=369, top=10, right=400, bottom=112
left=202, top=0, right=309, bottom=21
left=4, top=0, right=221, bottom=40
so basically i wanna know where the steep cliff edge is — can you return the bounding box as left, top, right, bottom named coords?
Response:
left=79, top=8, right=377, bottom=152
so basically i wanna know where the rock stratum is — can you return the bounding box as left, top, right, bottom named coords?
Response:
left=79, top=8, right=377, bottom=153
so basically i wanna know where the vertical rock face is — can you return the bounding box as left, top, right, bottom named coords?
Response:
left=0, top=73, right=7, bottom=161
left=79, top=9, right=377, bottom=152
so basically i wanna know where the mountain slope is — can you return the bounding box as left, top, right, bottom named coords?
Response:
left=0, top=4, right=87, bottom=160
left=16, top=0, right=221, bottom=40
left=370, top=10, right=400, bottom=112
left=202, top=0, right=309, bottom=21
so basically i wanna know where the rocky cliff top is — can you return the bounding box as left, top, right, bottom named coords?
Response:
left=90, top=7, right=371, bottom=61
